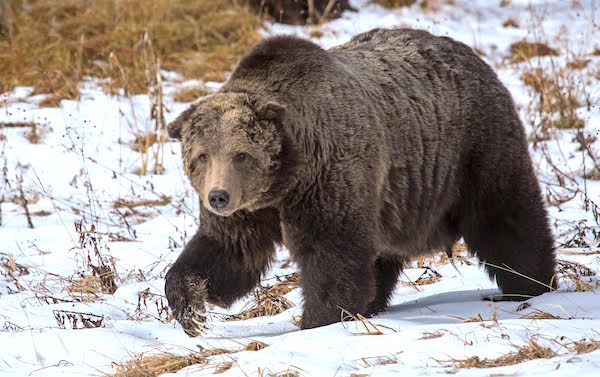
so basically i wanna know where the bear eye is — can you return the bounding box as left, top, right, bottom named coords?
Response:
left=198, top=154, right=208, bottom=162
left=234, top=153, right=246, bottom=162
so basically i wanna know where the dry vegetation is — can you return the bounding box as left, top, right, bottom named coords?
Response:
left=111, top=351, right=208, bottom=377
left=502, top=18, right=519, bottom=28
left=521, top=66, right=586, bottom=131
left=557, top=260, right=599, bottom=292
left=225, top=273, right=299, bottom=321
left=445, top=337, right=600, bottom=370
left=110, top=342, right=269, bottom=377
left=173, top=85, right=211, bottom=103
left=509, top=40, right=559, bottom=63
left=0, top=0, right=261, bottom=105
left=446, top=337, right=557, bottom=369
left=372, top=0, right=418, bottom=8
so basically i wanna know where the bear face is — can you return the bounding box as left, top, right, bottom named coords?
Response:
left=167, top=92, right=286, bottom=216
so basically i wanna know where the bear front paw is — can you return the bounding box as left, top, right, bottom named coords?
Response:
left=164, top=266, right=208, bottom=337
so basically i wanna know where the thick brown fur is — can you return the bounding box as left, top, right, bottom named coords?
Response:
left=165, top=28, right=557, bottom=334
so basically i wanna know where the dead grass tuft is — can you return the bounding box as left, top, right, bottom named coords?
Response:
left=568, top=338, right=600, bottom=355
left=567, top=58, right=591, bottom=70
left=258, top=367, right=301, bottom=377
left=557, top=260, right=598, bottom=292
left=127, top=132, right=168, bottom=154
left=114, top=195, right=171, bottom=209
left=66, top=275, right=108, bottom=299
left=447, top=337, right=557, bottom=369
left=359, top=355, right=399, bottom=367
left=502, top=18, right=519, bottom=28
left=340, top=309, right=396, bottom=335
left=111, top=352, right=207, bottom=377
left=420, top=330, right=446, bottom=339
left=510, top=41, right=559, bottom=63
left=214, top=361, right=233, bottom=374
left=0, top=0, right=261, bottom=103
left=173, top=85, right=211, bottom=103
left=53, top=309, right=104, bottom=329
left=0, top=121, right=35, bottom=128
left=519, top=308, right=562, bottom=320
left=414, top=266, right=442, bottom=285
left=226, top=273, right=298, bottom=320
left=23, top=122, right=47, bottom=144
left=0, top=253, right=30, bottom=293
left=244, top=340, right=269, bottom=351
left=309, top=29, right=324, bottom=39
left=521, top=67, right=585, bottom=130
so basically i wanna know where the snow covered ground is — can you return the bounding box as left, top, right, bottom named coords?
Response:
left=1, top=0, right=600, bottom=375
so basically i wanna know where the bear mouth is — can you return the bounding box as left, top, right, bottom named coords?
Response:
left=209, top=207, right=236, bottom=217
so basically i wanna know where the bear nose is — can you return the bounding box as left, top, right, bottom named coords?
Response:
left=208, top=190, right=230, bottom=210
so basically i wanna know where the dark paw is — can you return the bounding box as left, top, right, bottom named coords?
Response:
left=165, top=266, right=208, bottom=336
left=365, top=299, right=389, bottom=318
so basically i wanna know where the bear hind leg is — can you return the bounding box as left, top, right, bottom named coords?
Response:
left=462, top=185, right=557, bottom=301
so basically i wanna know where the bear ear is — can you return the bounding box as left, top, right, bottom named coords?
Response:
left=257, top=101, right=286, bottom=123
left=167, top=106, right=194, bottom=140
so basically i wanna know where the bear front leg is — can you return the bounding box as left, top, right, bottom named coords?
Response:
left=283, top=215, right=377, bottom=329
left=366, top=254, right=405, bottom=317
left=165, top=209, right=280, bottom=336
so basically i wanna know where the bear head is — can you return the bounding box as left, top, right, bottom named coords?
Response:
left=167, top=92, right=287, bottom=216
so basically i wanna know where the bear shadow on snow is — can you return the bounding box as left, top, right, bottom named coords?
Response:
left=164, top=28, right=557, bottom=336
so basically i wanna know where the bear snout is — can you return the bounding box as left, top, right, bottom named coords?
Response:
left=208, top=189, right=230, bottom=211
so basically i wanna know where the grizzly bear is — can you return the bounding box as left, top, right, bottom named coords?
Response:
left=165, top=28, right=556, bottom=336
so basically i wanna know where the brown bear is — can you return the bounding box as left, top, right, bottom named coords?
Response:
left=165, top=28, right=557, bottom=336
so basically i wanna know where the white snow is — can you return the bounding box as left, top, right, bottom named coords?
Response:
left=1, top=0, right=600, bottom=376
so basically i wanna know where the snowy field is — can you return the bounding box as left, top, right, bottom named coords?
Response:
left=1, top=0, right=600, bottom=376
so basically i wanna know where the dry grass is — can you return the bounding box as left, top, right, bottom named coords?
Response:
left=0, top=253, right=30, bottom=294
left=567, top=58, right=591, bottom=70
left=244, top=340, right=269, bottom=351
left=510, top=41, right=559, bottom=63
left=557, top=260, right=598, bottom=292
left=127, top=132, right=167, bottom=154
left=214, top=361, right=233, bottom=374
left=519, top=308, right=562, bottom=320
left=111, top=352, right=207, bottom=377
left=420, top=330, right=446, bottom=339
left=568, top=338, right=600, bottom=355
left=53, top=309, right=104, bottom=329
left=0, top=0, right=261, bottom=104
left=444, top=337, right=600, bottom=370
left=502, top=18, right=519, bottom=28
left=521, top=67, right=585, bottom=130
left=414, top=266, right=442, bottom=285
left=309, top=29, right=324, bottom=39
left=446, top=337, right=557, bottom=369
left=113, top=195, right=171, bottom=209
left=66, top=275, right=108, bottom=299
left=359, top=355, right=399, bottom=367
left=371, top=0, right=417, bottom=8
left=258, top=367, right=301, bottom=377
left=340, top=309, right=396, bottom=335
left=0, top=121, right=36, bottom=128
left=226, top=273, right=298, bottom=320
left=23, top=122, right=47, bottom=144
left=173, top=85, right=211, bottom=103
